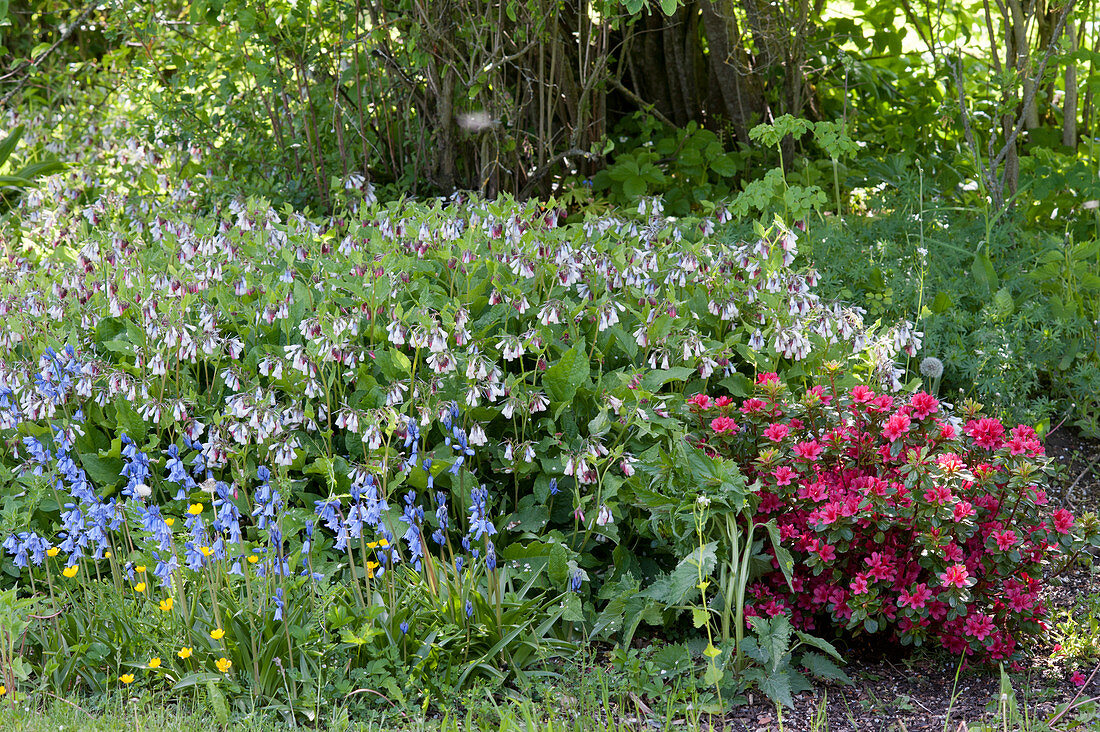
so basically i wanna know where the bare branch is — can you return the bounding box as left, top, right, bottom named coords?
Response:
left=0, top=4, right=97, bottom=108
left=518, top=148, right=599, bottom=199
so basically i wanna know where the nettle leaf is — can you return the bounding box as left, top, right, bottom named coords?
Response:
left=622, top=175, right=647, bottom=198
left=760, top=668, right=796, bottom=709
left=651, top=644, right=692, bottom=677
left=642, top=542, right=716, bottom=606
left=750, top=614, right=793, bottom=670
left=543, top=342, right=590, bottom=404
left=801, top=651, right=851, bottom=684
left=793, top=629, right=845, bottom=661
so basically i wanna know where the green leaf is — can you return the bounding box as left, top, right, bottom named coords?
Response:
left=692, top=607, right=709, bottom=628
left=172, top=672, right=222, bottom=690
left=642, top=542, right=717, bottom=606
left=543, top=343, right=590, bottom=404
left=79, top=453, right=123, bottom=490
left=114, top=400, right=147, bottom=441
left=0, top=124, right=21, bottom=169
left=760, top=668, right=795, bottom=708
left=800, top=651, right=851, bottom=684
left=709, top=154, right=739, bottom=177
left=703, top=664, right=724, bottom=685
left=659, top=0, right=679, bottom=15
left=622, top=175, right=647, bottom=198
left=930, top=291, right=953, bottom=314
left=971, top=251, right=998, bottom=293
left=764, top=520, right=795, bottom=592
left=719, top=372, right=754, bottom=396
left=641, top=367, right=694, bottom=392
left=376, top=348, right=411, bottom=379
left=207, top=680, right=230, bottom=726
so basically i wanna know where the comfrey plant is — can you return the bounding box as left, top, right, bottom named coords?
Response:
left=685, top=368, right=1100, bottom=664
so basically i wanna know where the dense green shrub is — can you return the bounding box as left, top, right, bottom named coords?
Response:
left=752, top=201, right=1100, bottom=437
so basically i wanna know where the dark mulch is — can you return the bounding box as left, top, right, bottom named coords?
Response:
left=709, top=427, right=1100, bottom=731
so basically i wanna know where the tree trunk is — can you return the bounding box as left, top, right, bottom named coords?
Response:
left=1007, top=0, right=1040, bottom=130
left=698, top=0, right=765, bottom=140
left=1064, top=17, right=1078, bottom=148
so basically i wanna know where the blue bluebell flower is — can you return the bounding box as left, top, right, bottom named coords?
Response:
left=485, top=541, right=497, bottom=571
left=272, top=587, right=284, bottom=621
left=467, top=486, right=496, bottom=541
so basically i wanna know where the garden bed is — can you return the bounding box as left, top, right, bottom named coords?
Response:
left=717, top=427, right=1100, bottom=731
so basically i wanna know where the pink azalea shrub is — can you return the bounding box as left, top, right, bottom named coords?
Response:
left=688, top=372, right=1089, bottom=662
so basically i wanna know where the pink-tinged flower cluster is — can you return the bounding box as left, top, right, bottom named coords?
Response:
left=709, top=416, right=739, bottom=435
left=687, top=378, right=1092, bottom=663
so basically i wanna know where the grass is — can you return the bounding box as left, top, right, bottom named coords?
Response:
left=0, top=696, right=687, bottom=732
left=0, top=679, right=706, bottom=732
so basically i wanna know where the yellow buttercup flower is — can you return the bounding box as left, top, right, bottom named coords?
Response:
left=159, top=597, right=174, bottom=612
left=0, top=684, right=6, bottom=696
left=47, top=547, right=60, bottom=557
left=366, top=538, right=390, bottom=549
left=210, top=628, right=225, bottom=640
left=104, top=551, right=112, bottom=559
left=136, top=565, right=146, bottom=573
left=134, top=582, right=146, bottom=593
left=215, top=657, right=232, bottom=673
left=366, top=561, right=379, bottom=578
left=188, top=503, right=203, bottom=515
left=199, top=546, right=213, bottom=557
left=177, top=647, right=192, bottom=659
left=62, top=566, right=78, bottom=578
left=148, top=657, right=161, bottom=669
left=165, top=517, right=175, bottom=527
left=247, top=555, right=259, bottom=564
left=119, top=674, right=135, bottom=685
